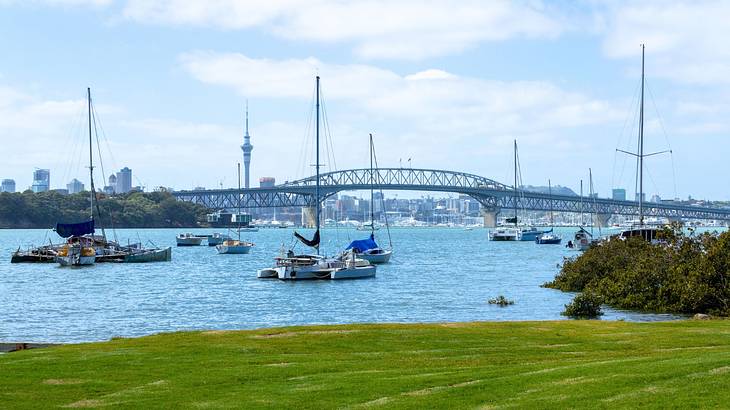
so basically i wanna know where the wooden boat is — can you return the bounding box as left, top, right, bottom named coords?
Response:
left=124, top=247, right=172, bottom=263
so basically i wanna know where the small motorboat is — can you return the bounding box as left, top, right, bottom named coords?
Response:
left=176, top=233, right=204, bottom=246
left=535, top=231, right=562, bottom=245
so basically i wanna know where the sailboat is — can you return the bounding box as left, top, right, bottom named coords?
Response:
left=257, top=76, right=376, bottom=280
left=217, top=163, right=255, bottom=254
left=344, top=133, right=393, bottom=264
left=55, top=88, right=98, bottom=266
left=615, top=44, right=668, bottom=243
left=536, top=180, right=561, bottom=244
left=490, top=140, right=548, bottom=241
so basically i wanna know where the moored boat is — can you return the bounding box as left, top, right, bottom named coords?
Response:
left=536, top=180, right=562, bottom=245
left=124, top=247, right=172, bottom=263
left=489, top=227, right=520, bottom=241
left=257, top=76, right=375, bottom=280
left=176, top=233, right=204, bottom=246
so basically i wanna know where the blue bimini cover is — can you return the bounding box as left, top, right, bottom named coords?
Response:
left=346, top=233, right=378, bottom=252
left=55, top=220, right=95, bottom=238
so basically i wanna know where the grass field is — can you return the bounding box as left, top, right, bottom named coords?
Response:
left=2, top=320, right=729, bottom=409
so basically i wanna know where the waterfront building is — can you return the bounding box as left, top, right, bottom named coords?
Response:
left=116, top=167, right=132, bottom=193
left=1, top=179, right=15, bottom=193
left=31, top=169, right=50, bottom=193
left=241, top=104, right=253, bottom=189
left=612, top=188, right=626, bottom=201
left=259, top=177, right=275, bottom=188
left=105, top=174, right=117, bottom=194
left=650, top=194, right=662, bottom=203
left=66, top=178, right=84, bottom=194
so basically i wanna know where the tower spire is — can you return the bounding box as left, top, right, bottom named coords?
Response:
left=241, top=100, right=253, bottom=189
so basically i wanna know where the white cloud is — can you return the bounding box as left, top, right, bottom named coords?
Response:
left=176, top=51, right=625, bottom=188
left=602, top=1, right=730, bottom=85
left=180, top=51, right=621, bottom=135
left=124, top=0, right=563, bottom=60
left=0, top=0, right=112, bottom=7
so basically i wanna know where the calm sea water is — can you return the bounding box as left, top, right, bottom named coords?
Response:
left=1, top=227, right=684, bottom=343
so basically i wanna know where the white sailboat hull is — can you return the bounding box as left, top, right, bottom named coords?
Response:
left=216, top=244, right=252, bottom=254
left=359, top=249, right=392, bottom=264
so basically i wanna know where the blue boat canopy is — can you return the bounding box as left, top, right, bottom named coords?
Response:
left=346, top=234, right=378, bottom=252
left=55, top=220, right=95, bottom=238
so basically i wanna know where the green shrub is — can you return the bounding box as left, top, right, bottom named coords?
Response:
left=545, top=224, right=730, bottom=316
left=562, top=293, right=603, bottom=319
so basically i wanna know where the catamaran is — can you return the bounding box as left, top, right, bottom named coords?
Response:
left=55, top=89, right=99, bottom=266
left=257, top=76, right=375, bottom=280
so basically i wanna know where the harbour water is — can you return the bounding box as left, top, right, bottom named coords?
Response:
left=1, top=227, right=683, bottom=343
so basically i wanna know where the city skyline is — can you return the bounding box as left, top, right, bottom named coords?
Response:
left=2, top=1, right=730, bottom=200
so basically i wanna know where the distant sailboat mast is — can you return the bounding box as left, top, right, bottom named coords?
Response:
left=369, top=133, right=375, bottom=235
left=513, top=140, right=518, bottom=227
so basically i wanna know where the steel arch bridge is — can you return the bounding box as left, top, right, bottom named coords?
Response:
left=172, top=167, right=730, bottom=221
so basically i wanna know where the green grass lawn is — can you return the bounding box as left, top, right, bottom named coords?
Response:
left=2, top=320, right=729, bottom=409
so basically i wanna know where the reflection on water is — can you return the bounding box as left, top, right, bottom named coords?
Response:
left=0, top=227, right=688, bottom=343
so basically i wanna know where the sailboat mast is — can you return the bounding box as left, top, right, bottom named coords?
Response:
left=580, top=179, right=583, bottom=226
left=513, top=140, right=518, bottom=226
left=589, top=168, right=594, bottom=236
left=548, top=179, right=553, bottom=227
left=237, top=162, right=241, bottom=240
left=315, top=76, right=321, bottom=254
left=87, top=87, right=94, bottom=221
left=638, top=44, right=645, bottom=226
left=369, top=133, right=374, bottom=235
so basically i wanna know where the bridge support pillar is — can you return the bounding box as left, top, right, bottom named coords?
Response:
left=481, top=209, right=499, bottom=228
left=301, top=207, right=317, bottom=228
left=593, top=213, right=612, bottom=228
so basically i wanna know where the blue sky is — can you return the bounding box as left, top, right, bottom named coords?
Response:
left=1, top=0, right=728, bottom=200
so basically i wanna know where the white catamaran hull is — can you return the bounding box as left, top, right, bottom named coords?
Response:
left=56, top=254, right=95, bottom=266
left=258, top=259, right=375, bottom=280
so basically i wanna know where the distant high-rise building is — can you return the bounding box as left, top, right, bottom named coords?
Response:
left=66, top=178, right=84, bottom=194
left=1, top=179, right=15, bottom=193
left=259, top=177, right=275, bottom=188
left=31, top=169, right=50, bottom=193
left=116, top=167, right=132, bottom=193
left=612, top=188, right=626, bottom=201
left=650, top=194, right=662, bottom=203
left=635, top=193, right=646, bottom=202
left=241, top=104, right=253, bottom=189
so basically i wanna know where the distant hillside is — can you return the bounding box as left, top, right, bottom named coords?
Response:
left=522, top=185, right=577, bottom=196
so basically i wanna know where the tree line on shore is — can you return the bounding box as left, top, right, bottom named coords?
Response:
left=546, top=224, right=730, bottom=317
left=0, top=190, right=208, bottom=229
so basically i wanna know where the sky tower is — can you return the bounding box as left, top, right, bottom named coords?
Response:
left=241, top=102, right=253, bottom=189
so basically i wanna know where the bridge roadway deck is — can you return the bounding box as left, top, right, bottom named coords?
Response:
left=172, top=168, right=730, bottom=221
